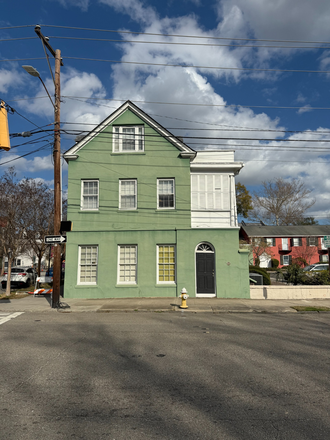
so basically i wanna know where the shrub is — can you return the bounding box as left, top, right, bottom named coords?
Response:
left=283, top=264, right=304, bottom=285
left=249, top=266, right=271, bottom=285
left=271, top=258, right=279, bottom=269
left=300, top=271, right=330, bottom=285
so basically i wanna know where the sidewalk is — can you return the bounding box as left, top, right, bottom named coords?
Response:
left=1, top=295, right=330, bottom=313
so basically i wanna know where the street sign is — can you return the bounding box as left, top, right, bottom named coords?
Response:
left=323, top=236, right=330, bottom=248
left=44, top=235, right=67, bottom=244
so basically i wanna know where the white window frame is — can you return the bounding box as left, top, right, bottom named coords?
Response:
left=81, top=180, right=99, bottom=211
left=78, top=245, right=98, bottom=285
left=282, top=255, right=290, bottom=266
left=117, top=245, right=137, bottom=284
left=157, top=245, right=176, bottom=284
left=113, top=125, right=144, bottom=153
left=157, top=179, right=175, bottom=209
left=119, top=179, right=137, bottom=210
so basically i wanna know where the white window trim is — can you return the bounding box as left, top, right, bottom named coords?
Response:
left=157, top=244, right=176, bottom=284
left=282, top=255, right=290, bottom=266
left=119, top=179, right=137, bottom=210
left=157, top=178, right=175, bottom=209
left=112, top=125, right=144, bottom=153
left=81, top=179, right=99, bottom=211
left=77, top=245, right=98, bottom=285
left=117, top=245, right=137, bottom=285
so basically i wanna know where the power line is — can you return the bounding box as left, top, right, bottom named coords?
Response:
left=0, top=37, right=36, bottom=42
left=59, top=127, right=330, bottom=144
left=41, top=24, right=330, bottom=45
left=2, top=55, right=328, bottom=74
left=64, top=56, right=330, bottom=74
left=0, top=143, right=51, bottom=166
left=5, top=95, right=330, bottom=112
left=0, top=25, right=34, bottom=30
left=63, top=96, right=330, bottom=111
left=61, top=121, right=330, bottom=135
left=45, top=35, right=330, bottom=50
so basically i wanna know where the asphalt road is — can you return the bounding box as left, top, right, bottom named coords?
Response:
left=1, top=312, right=330, bottom=440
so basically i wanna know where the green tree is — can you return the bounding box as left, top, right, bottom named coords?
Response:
left=236, top=182, right=253, bottom=218
left=294, top=217, right=318, bottom=225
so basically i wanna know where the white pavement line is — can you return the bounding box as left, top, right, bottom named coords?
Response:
left=0, top=312, right=24, bottom=326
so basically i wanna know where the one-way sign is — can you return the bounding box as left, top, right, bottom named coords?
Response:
left=44, top=235, right=67, bottom=244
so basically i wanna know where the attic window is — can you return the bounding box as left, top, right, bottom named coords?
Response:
left=113, top=126, right=144, bottom=152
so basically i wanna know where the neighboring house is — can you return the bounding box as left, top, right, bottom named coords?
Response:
left=240, top=223, right=330, bottom=268
left=3, top=253, right=48, bottom=270
left=63, top=101, right=249, bottom=299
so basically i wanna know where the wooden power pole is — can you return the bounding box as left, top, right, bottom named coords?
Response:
left=35, top=26, right=63, bottom=308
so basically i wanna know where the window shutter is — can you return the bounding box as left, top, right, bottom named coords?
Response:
left=289, top=255, right=292, bottom=265
left=222, top=175, right=230, bottom=210
left=280, top=255, right=283, bottom=265
left=299, top=237, right=302, bottom=246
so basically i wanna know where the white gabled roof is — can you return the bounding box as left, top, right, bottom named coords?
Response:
left=63, top=100, right=196, bottom=161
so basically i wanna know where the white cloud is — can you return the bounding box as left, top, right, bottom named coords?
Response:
left=0, top=153, right=53, bottom=174
left=297, top=105, right=312, bottom=114
left=52, top=0, right=90, bottom=11
left=217, top=0, right=330, bottom=42
left=99, top=0, right=158, bottom=25
left=0, top=68, right=24, bottom=93
left=18, top=68, right=109, bottom=132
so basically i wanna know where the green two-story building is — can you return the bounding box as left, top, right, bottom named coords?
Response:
left=63, top=101, right=249, bottom=299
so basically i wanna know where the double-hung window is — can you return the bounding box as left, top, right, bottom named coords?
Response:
left=113, top=126, right=144, bottom=152
left=157, top=245, right=176, bottom=283
left=292, top=237, right=302, bottom=247
left=158, top=179, right=175, bottom=209
left=307, top=237, right=317, bottom=246
left=119, top=179, right=137, bottom=210
left=78, top=245, right=98, bottom=285
left=81, top=180, right=99, bottom=210
left=118, top=245, right=137, bottom=284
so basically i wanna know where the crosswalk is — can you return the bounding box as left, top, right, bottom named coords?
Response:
left=0, top=312, right=24, bottom=326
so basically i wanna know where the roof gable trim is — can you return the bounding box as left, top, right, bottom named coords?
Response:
left=64, top=101, right=195, bottom=160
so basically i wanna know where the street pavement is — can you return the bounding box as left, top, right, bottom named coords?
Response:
left=1, top=311, right=330, bottom=439
left=1, top=294, right=330, bottom=313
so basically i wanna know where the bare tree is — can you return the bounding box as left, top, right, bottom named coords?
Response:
left=252, top=178, right=315, bottom=225
left=0, top=169, right=31, bottom=295
left=21, top=179, right=54, bottom=276
left=291, top=238, right=319, bottom=266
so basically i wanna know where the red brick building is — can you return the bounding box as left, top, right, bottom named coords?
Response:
left=239, top=223, right=330, bottom=268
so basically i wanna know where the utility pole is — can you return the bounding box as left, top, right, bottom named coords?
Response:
left=35, top=25, right=63, bottom=308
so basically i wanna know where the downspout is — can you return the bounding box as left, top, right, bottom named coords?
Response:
left=175, top=227, right=178, bottom=297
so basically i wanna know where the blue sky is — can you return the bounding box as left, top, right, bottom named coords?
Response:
left=1, top=0, right=330, bottom=222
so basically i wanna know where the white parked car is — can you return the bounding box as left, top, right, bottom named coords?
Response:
left=1, top=266, right=37, bottom=289
left=303, top=264, right=329, bottom=272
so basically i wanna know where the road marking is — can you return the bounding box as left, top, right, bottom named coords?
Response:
left=0, top=312, right=24, bottom=326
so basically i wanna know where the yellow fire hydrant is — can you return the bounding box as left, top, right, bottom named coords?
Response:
left=179, top=288, right=189, bottom=309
